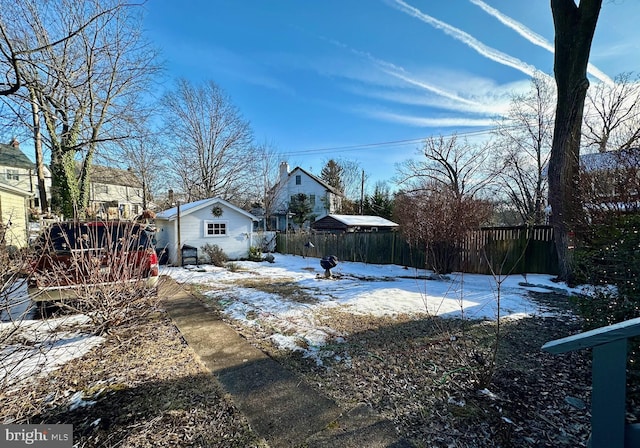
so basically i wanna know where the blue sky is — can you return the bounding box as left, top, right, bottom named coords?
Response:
left=143, top=0, right=640, bottom=190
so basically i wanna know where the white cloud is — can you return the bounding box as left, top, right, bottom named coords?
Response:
left=343, top=71, right=524, bottom=118
left=361, top=108, right=496, bottom=128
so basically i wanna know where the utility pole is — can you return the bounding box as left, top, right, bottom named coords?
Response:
left=359, top=170, right=365, bottom=215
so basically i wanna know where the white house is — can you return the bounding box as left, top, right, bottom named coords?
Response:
left=267, top=162, right=343, bottom=231
left=154, top=197, right=258, bottom=265
left=86, top=164, right=145, bottom=219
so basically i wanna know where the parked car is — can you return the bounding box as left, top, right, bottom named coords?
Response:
left=28, top=220, right=159, bottom=302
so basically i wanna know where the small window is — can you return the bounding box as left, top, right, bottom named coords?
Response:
left=309, top=194, right=316, bottom=207
left=295, top=175, right=301, bottom=185
left=6, top=169, right=19, bottom=181
left=205, top=221, right=227, bottom=236
left=95, top=184, right=109, bottom=194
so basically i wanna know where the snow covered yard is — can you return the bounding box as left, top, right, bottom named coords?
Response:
left=165, top=254, right=594, bottom=447
left=1, top=312, right=104, bottom=391
left=165, top=254, right=578, bottom=364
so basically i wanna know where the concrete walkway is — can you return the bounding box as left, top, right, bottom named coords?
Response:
left=160, top=278, right=413, bottom=448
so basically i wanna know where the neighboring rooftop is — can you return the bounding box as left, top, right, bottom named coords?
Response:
left=89, top=165, right=142, bottom=188
left=0, top=138, right=34, bottom=170
left=312, top=214, right=399, bottom=232
left=580, top=148, right=640, bottom=172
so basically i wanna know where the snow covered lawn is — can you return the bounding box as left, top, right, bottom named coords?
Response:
left=165, top=254, right=576, bottom=363
left=1, top=313, right=104, bottom=390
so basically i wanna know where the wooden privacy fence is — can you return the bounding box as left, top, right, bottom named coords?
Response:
left=277, top=231, right=426, bottom=269
left=276, top=225, right=558, bottom=275
left=462, top=226, right=558, bottom=275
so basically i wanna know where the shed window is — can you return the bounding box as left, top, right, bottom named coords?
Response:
left=205, top=221, right=227, bottom=236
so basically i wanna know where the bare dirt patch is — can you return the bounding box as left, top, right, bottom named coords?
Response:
left=1, top=281, right=601, bottom=448
left=223, top=291, right=595, bottom=448
left=1, top=311, right=266, bottom=448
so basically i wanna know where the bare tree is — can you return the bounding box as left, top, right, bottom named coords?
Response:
left=492, top=75, right=555, bottom=224
left=160, top=79, right=255, bottom=203
left=2, top=0, right=159, bottom=218
left=251, top=140, right=284, bottom=229
left=548, top=0, right=603, bottom=282
left=395, top=135, right=494, bottom=273
left=397, top=134, right=494, bottom=199
left=101, top=132, right=169, bottom=211
left=0, top=0, right=122, bottom=97
left=583, top=72, right=640, bottom=153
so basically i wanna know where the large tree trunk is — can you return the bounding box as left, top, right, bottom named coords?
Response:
left=28, top=87, right=49, bottom=213
left=549, top=0, right=602, bottom=283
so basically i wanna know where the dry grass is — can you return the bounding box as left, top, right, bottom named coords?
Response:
left=1, top=269, right=597, bottom=448
left=1, top=312, right=267, bottom=448
left=221, top=288, right=594, bottom=448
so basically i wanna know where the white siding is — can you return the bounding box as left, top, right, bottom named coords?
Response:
left=89, top=182, right=144, bottom=219
left=155, top=201, right=254, bottom=265
left=270, top=167, right=341, bottom=230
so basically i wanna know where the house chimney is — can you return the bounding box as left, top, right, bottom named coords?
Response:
left=279, top=161, right=289, bottom=179
left=9, top=137, right=19, bottom=148
left=168, top=189, right=174, bottom=205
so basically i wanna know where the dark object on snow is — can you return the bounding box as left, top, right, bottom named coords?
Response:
left=302, top=240, right=315, bottom=258
left=181, top=244, right=198, bottom=266
left=264, top=254, right=275, bottom=263
left=320, top=255, right=338, bottom=278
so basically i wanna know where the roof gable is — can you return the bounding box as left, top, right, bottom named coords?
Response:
left=155, top=197, right=258, bottom=221
left=289, top=167, right=343, bottom=196
left=89, top=165, right=142, bottom=187
left=0, top=142, right=34, bottom=170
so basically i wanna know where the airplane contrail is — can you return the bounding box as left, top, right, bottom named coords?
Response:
left=469, top=0, right=614, bottom=85
left=387, top=0, right=545, bottom=79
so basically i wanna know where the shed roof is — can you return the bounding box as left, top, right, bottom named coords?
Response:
left=314, top=214, right=399, bottom=227
left=155, top=197, right=258, bottom=221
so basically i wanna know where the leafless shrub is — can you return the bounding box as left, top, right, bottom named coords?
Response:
left=0, top=227, right=61, bottom=418
left=200, top=243, right=228, bottom=267
left=395, top=187, right=493, bottom=274
left=29, top=221, right=160, bottom=334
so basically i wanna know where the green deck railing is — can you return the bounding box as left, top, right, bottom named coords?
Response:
left=542, top=317, right=640, bottom=448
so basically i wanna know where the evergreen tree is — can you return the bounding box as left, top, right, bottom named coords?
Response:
left=320, top=159, right=344, bottom=193
left=288, top=193, right=313, bottom=227
left=363, top=183, right=394, bottom=220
